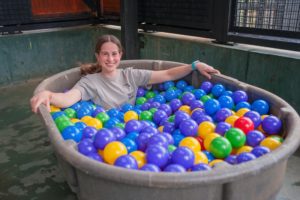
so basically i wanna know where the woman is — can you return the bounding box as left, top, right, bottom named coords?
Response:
left=31, top=35, right=220, bottom=113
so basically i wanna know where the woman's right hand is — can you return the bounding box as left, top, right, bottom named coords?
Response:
left=30, top=90, right=52, bottom=113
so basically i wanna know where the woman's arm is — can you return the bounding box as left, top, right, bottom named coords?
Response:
left=149, top=61, right=220, bottom=85
left=30, top=88, right=82, bottom=113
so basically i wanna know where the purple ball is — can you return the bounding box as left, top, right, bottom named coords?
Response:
left=215, top=122, right=231, bottom=136
left=244, top=111, right=262, bottom=128
left=161, top=132, right=174, bottom=145
left=137, top=87, right=146, bottom=97
left=140, top=164, right=161, bottom=172
left=191, top=109, right=205, bottom=120
left=150, top=102, right=161, bottom=109
left=194, top=114, right=213, bottom=124
left=153, top=110, right=168, bottom=125
left=236, top=152, right=256, bottom=164
left=246, top=130, right=265, bottom=147
left=92, top=107, right=105, bottom=117
left=136, top=131, right=153, bottom=151
left=141, top=125, right=159, bottom=135
left=214, top=108, right=232, bottom=122
left=179, top=119, right=198, bottom=137
left=114, top=155, right=138, bottom=170
left=162, top=122, right=175, bottom=134
left=181, top=92, right=196, bottom=106
left=146, top=145, right=169, bottom=169
left=171, top=147, right=194, bottom=169
left=251, top=146, right=271, bottom=157
left=86, top=152, right=103, bottom=162
left=174, top=111, right=190, bottom=128
left=124, top=120, right=142, bottom=133
left=82, top=126, right=97, bottom=139
left=78, top=139, right=97, bottom=155
left=147, top=134, right=169, bottom=149
left=200, top=81, right=213, bottom=93
left=159, top=104, right=172, bottom=116
left=93, top=128, right=116, bottom=150
left=191, top=163, right=212, bottom=171
left=164, top=164, right=186, bottom=172
left=140, top=102, right=151, bottom=111
left=261, top=115, right=282, bottom=135
left=169, top=99, right=182, bottom=112
left=190, top=100, right=204, bottom=111
left=232, top=90, right=248, bottom=104
left=224, top=155, right=237, bottom=165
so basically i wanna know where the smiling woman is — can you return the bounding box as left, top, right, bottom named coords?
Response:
left=30, top=34, right=219, bottom=112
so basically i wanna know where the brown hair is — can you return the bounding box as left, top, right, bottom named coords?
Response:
left=80, top=35, right=123, bottom=75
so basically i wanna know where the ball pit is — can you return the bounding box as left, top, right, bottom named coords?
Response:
left=34, top=60, right=300, bottom=200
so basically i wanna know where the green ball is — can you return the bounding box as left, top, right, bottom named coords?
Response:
left=210, top=137, right=232, bottom=159
left=54, top=115, right=69, bottom=125
left=224, top=128, right=246, bottom=148
left=136, top=97, right=147, bottom=105
left=140, top=110, right=153, bottom=121
left=149, top=108, right=158, bottom=114
left=57, top=121, right=73, bottom=132
left=168, top=145, right=177, bottom=153
left=200, top=95, right=211, bottom=103
left=168, top=115, right=175, bottom=122
left=145, top=91, right=156, bottom=99
left=116, top=122, right=125, bottom=129
left=64, top=108, right=76, bottom=118
left=96, top=112, right=110, bottom=124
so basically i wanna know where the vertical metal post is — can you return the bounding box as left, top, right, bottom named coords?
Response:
left=213, top=0, right=232, bottom=44
left=120, top=0, right=139, bottom=59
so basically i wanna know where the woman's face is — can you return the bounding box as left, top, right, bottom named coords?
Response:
left=96, top=41, right=122, bottom=74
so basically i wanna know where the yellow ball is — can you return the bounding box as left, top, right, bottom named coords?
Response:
left=158, top=126, right=164, bottom=133
left=225, top=115, right=239, bottom=126
left=103, top=141, right=128, bottom=165
left=235, top=108, right=250, bottom=117
left=236, top=145, right=253, bottom=155
left=204, top=133, right=220, bottom=151
left=50, top=105, right=61, bottom=112
left=179, top=137, right=201, bottom=152
left=130, top=151, right=146, bottom=168
left=260, top=137, right=281, bottom=151
left=81, top=116, right=94, bottom=123
left=70, top=118, right=81, bottom=123
left=85, top=118, right=103, bottom=130
left=179, top=105, right=191, bottom=115
left=124, top=111, right=139, bottom=122
left=209, top=159, right=224, bottom=167
left=197, top=121, right=216, bottom=139
left=257, top=115, right=269, bottom=133
left=194, top=151, right=209, bottom=164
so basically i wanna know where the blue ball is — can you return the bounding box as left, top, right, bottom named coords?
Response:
left=121, top=138, right=137, bottom=153
left=172, top=131, right=185, bottom=146
left=204, top=99, right=221, bottom=116
left=218, top=95, right=234, bottom=109
left=62, top=126, right=82, bottom=142
left=176, top=80, right=188, bottom=90
left=193, top=89, right=206, bottom=100
left=251, top=99, right=270, bottom=115
left=211, top=84, right=225, bottom=98
left=235, top=101, right=251, bottom=111
left=163, top=81, right=175, bottom=91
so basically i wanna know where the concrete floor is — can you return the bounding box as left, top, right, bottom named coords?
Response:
left=0, top=79, right=299, bottom=200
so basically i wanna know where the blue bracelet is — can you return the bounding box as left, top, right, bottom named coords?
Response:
left=191, top=60, right=199, bottom=71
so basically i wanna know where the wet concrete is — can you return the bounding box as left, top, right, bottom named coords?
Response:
left=0, top=79, right=299, bottom=200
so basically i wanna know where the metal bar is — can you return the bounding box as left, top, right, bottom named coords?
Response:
left=120, top=0, right=139, bottom=59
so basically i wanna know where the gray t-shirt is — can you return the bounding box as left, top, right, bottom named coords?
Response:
left=73, top=67, right=152, bottom=110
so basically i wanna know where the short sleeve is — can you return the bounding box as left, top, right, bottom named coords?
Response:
left=127, top=68, right=152, bottom=87
left=72, top=76, right=96, bottom=101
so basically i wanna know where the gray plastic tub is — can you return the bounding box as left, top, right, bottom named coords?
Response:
left=34, top=60, right=300, bottom=200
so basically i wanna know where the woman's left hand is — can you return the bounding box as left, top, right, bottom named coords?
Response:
left=196, top=61, right=220, bottom=79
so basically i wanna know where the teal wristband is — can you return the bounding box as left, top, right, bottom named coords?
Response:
left=191, top=61, right=199, bottom=71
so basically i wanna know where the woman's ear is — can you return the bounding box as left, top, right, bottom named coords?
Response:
left=95, top=52, right=100, bottom=61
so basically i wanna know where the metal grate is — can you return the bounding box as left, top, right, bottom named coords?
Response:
left=0, top=0, right=31, bottom=25
left=233, top=0, right=300, bottom=32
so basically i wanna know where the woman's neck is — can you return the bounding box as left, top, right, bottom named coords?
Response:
left=100, top=69, right=119, bottom=79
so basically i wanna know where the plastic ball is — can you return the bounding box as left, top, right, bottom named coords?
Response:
left=178, top=105, right=191, bottom=115
left=164, top=164, right=186, bottom=172
left=82, top=126, right=97, bottom=139
left=210, top=137, right=232, bottom=159
left=260, top=136, right=282, bottom=150
left=194, top=114, right=213, bottom=124
left=224, top=128, right=246, bottom=148
left=140, top=164, right=161, bottom=172
left=251, top=99, right=270, bottom=115
left=121, top=103, right=134, bottom=112
left=211, top=84, right=225, bottom=98
left=172, top=132, right=185, bottom=146
left=224, top=155, right=237, bottom=165
left=209, top=159, right=224, bottom=167
left=61, top=126, right=82, bottom=142
left=86, top=152, right=103, bottom=162
left=121, top=138, right=138, bottom=153
left=200, top=81, right=213, bottom=93
left=214, top=108, right=232, bottom=122
left=164, top=90, right=177, bottom=102
left=174, top=111, right=190, bottom=128
left=78, top=139, right=97, bottom=155
left=202, top=150, right=215, bottom=163
left=153, top=110, right=168, bottom=125
left=246, top=130, right=265, bottom=147
left=191, top=109, right=205, bottom=120
left=184, top=85, right=194, bottom=92
left=77, top=107, right=92, bottom=119
left=232, top=90, right=248, bottom=104
left=234, top=116, right=254, bottom=134
left=176, top=80, right=188, bottom=90
left=236, top=152, right=256, bottom=164
left=179, top=119, right=198, bottom=137
left=218, top=95, right=234, bottom=109
left=193, top=89, right=206, bottom=100
left=215, top=122, right=231, bottom=136
left=74, top=121, right=87, bottom=131
left=159, top=104, right=172, bottom=116
left=204, top=99, right=221, bottom=116
left=169, top=99, right=182, bottom=112
left=64, top=108, right=76, bottom=118
left=103, top=141, right=128, bottom=165
left=235, top=108, right=250, bottom=117
left=171, top=147, right=195, bottom=169
left=130, top=151, right=146, bottom=168
left=148, top=134, right=169, bottom=149
left=124, top=120, right=142, bottom=133
left=85, top=118, right=103, bottom=130
left=136, top=87, right=146, bottom=97
left=136, top=131, right=153, bottom=151
left=251, top=146, right=271, bottom=157
left=163, top=81, right=175, bottom=91
left=194, top=151, right=209, bottom=164
left=261, top=115, right=282, bottom=135
left=124, top=110, right=139, bottom=122
left=225, top=115, right=239, bottom=126
left=236, top=145, right=253, bottom=155
left=93, top=128, right=116, bottom=150
left=50, top=105, right=61, bottom=112
left=181, top=92, right=196, bottom=106
left=189, top=100, right=204, bottom=111
left=235, top=101, right=251, bottom=111
left=141, top=125, right=159, bottom=135
left=51, top=111, right=65, bottom=120
left=197, top=121, right=216, bottom=139
left=179, top=137, right=201, bottom=152
left=191, top=163, right=212, bottom=171
left=114, top=155, right=138, bottom=170
left=244, top=111, right=262, bottom=128
left=162, top=122, right=175, bottom=134
left=96, top=112, right=110, bottom=124
left=146, top=145, right=169, bottom=169
left=126, top=131, right=139, bottom=141
left=110, top=127, right=126, bottom=140
left=91, top=107, right=105, bottom=117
